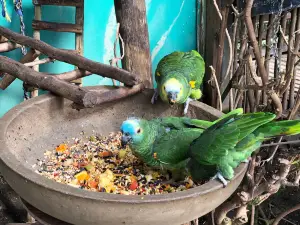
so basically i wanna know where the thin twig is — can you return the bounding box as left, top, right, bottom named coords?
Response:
left=250, top=205, right=255, bottom=225
left=110, top=23, right=125, bottom=86
left=261, top=139, right=300, bottom=148
left=272, top=204, right=300, bottom=225
left=244, top=0, right=282, bottom=118
left=24, top=57, right=55, bottom=67
left=209, top=66, right=222, bottom=111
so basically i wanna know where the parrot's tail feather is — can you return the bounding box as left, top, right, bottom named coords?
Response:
left=255, top=120, right=300, bottom=138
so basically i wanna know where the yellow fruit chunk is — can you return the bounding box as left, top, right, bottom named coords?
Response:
left=118, top=149, right=127, bottom=159
left=74, top=171, right=90, bottom=181
left=98, top=169, right=115, bottom=193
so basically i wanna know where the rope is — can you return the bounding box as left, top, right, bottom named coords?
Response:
left=0, top=0, right=11, bottom=22
left=0, top=0, right=26, bottom=55
left=13, top=0, right=26, bottom=55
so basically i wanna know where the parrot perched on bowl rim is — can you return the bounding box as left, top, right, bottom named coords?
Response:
left=120, top=109, right=300, bottom=187
left=151, top=50, right=205, bottom=115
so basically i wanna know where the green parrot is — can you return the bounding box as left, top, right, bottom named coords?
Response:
left=151, top=50, right=205, bottom=115
left=120, top=110, right=300, bottom=186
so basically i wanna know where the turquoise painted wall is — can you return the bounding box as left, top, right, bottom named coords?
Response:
left=0, top=0, right=197, bottom=117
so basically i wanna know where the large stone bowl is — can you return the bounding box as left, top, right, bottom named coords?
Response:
left=0, top=86, right=247, bottom=225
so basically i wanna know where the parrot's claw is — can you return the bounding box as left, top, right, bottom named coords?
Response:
left=210, top=172, right=228, bottom=187
left=183, top=98, right=193, bottom=115
left=151, top=89, right=159, bottom=104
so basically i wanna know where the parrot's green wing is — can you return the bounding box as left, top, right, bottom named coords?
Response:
left=189, top=112, right=276, bottom=168
left=155, top=117, right=212, bottom=130
left=181, top=108, right=244, bottom=129
left=152, top=128, right=203, bottom=167
left=185, top=50, right=205, bottom=88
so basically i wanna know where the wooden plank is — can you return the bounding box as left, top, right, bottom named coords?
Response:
left=203, top=0, right=221, bottom=107
left=32, top=20, right=83, bottom=33
left=32, top=0, right=83, bottom=7
left=73, top=5, right=84, bottom=85
left=114, top=0, right=152, bottom=88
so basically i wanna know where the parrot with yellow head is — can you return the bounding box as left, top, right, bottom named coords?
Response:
left=151, top=50, right=205, bottom=114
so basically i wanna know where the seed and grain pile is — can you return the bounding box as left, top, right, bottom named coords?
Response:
left=34, top=132, right=196, bottom=195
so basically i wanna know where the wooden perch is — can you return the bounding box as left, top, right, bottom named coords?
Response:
left=0, top=49, right=40, bottom=90
left=55, top=69, right=92, bottom=81
left=0, top=26, right=139, bottom=87
left=0, top=42, right=21, bottom=52
left=0, top=56, right=144, bottom=107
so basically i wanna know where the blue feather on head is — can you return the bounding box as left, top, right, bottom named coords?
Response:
left=120, top=117, right=141, bottom=135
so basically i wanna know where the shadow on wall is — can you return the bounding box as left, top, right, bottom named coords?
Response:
left=0, top=0, right=197, bottom=117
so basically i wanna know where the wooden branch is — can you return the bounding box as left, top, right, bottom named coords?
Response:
left=272, top=204, right=300, bottom=225
left=0, top=56, right=144, bottom=107
left=0, top=35, right=8, bottom=43
left=71, top=84, right=144, bottom=110
left=55, top=69, right=92, bottom=81
left=33, top=0, right=83, bottom=7
left=0, top=49, right=40, bottom=90
left=244, top=0, right=282, bottom=118
left=24, top=58, right=54, bottom=67
left=0, top=26, right=139, bottom=86
left=0, top=42, right=21, bottom=53
left=32, top=20, right=83, bottom=33
left=114, top=0, right=152, bottom=88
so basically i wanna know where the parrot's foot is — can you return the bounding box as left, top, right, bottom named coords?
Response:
left=151, top=89, right=159, bottom=104
left=210, top=172, right=228, bottom=187
left=183, top=98, right=193, bottom=115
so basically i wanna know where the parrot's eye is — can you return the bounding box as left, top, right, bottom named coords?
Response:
left=137, top=128, right=141, bottom=133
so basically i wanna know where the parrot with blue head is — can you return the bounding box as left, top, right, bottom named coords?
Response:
left=120, top=109, right=300, bottom=187
left=151, top=50, right=205, bottom=115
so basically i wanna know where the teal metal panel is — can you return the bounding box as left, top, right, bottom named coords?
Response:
left=0, top=0, right=197, bottom=117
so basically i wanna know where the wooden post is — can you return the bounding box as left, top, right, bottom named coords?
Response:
left=72, top=3, right=84, bottom=86
left=31, top=5, right=42, bottom=98
left=203, top=0, right=221, bottom=107
left=114, top=0, right=152, bottom=89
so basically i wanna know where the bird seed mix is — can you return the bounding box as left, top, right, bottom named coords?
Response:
left=33, top=132, right=199, bottom=195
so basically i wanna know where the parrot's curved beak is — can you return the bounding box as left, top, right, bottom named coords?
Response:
left=121, top=135, right=132, bottom=147
left=167, top=92, right=177, bottom=105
